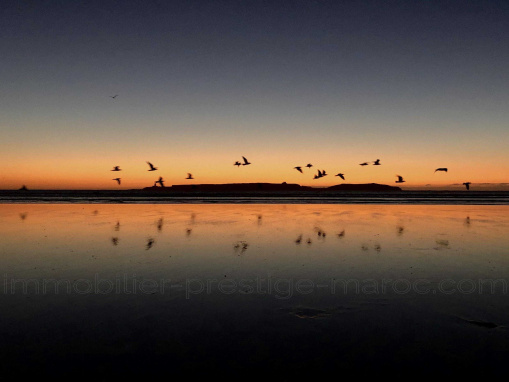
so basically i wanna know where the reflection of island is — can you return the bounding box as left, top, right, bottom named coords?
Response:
left=142, top=182, right=402, bottom=194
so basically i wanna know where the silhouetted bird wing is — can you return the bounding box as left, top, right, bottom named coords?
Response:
left=242, top=156, right=250, bottom=164
left=294, top=167, right=303, bottom=173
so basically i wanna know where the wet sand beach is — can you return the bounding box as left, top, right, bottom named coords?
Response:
left=1, top=204, right=509, bottom=377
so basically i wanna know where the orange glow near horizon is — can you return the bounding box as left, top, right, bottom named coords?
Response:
left=2, top=151, right=509, bottom=190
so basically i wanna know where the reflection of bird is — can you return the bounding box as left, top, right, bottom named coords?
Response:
left=186, top=173, right=194, bottom=179
left=373, top=159, right=381, bottom=165
left=434, top=168, right=448, bottom=173
left=294, top=166, right=303, bottom=173
left=234, top=161, right=241, bottom=167
left=233, top=241, right=249, bottom=254
left=186, top=228, right=192, bottom=236
left=147, top=162, right=158, bottom=171
left=337, top=230, right=345, bottom=238
left=306, top=163, right=313, bottom=168
left=110, top=95, right=118, bottom=99
left=242, top=156, right=251, bottom=166
left=112, top=178, right=121, bottom=185
left=155, top=177, right=165, bottom=187
left=335, top=173, right=345, bottom=180
left=114, top=221, right=120, bottom=231
left=146, top=238, right=155, bottom=250
left=111, top=166, right=121, bottom=171
left=359, top=162, right=369, bottom=166
left=397, top=226, right=404, bottom=235
left=395, top=175, right=405, bottom=183
left=111, top=237, right=119, bottom=246
left=463, top=182, right=471, bottom=190
left=19, top=213, right=27, bottom=221
left=295, top=234, right=303, bottom=244
left=157, top=218, right=163, bottom=231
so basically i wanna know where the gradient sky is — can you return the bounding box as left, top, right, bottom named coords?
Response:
left=1, top=0, right=508, bottom=189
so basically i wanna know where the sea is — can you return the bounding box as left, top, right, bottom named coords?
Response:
left=1, top=189, right=509, bottom=204
left=1, top=194, right=508, bottom=377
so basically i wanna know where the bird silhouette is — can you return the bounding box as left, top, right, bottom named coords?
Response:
left=147, top=162, right=158, bottom=171
left=321, top=170, right=328, bottom=177
left=306, top=163, right=313, bottom=168
left=146, top=238, right=155, bottom=250
left=359, top=162, right=369, bottom=166
left=111, top=166, right=121, bottom=171
left=112, top=178, right=121, bottom=185
left=373, top=159, right=381, bottom=165
left=395, top=175, right=405, bottom=183
left=294, top=166, right=303, bottom=173
left=234, top=161, right=241, bottom=167
left=110, top=95, right=118, bottom=99
left=463, top=182, right=471, bottom=190
left=435, top=168, right=448, bottom=173
left=186, top=173, right=194, bottom=179
left=242, top=156, right=251, bottom=166
left=335, top=173, right=345, bottom=180
left=155, top=177, right=165, bottom=187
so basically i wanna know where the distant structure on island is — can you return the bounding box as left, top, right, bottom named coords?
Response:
left=19, top=185, right=28, bottom=191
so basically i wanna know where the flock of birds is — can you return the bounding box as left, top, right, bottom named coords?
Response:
left=106, top=95, right=472, bottom=190
left=109, top=158, right=472, bottom=190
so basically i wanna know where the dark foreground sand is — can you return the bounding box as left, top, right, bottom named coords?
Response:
left=1, top=204, right=508, bottom=378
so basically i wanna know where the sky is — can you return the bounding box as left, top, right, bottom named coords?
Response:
left=1, top=0, right=508, bottom=189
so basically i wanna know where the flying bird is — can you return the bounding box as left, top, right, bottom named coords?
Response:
left=434, top=168, right=448, bottom=173
left=155, top=177, right=165, bottom=187
left=395, top=175, right=405, bottom=183
left=359, top=162, right=369, bottom=166
left=335, top=173, right=345, bottom=180
left=146, top=238, right=155, bottom=250
left=373, top=159, right=381, bottom=165
left=186, top=173, right=194, bottom=179
left=463, top=182, right=471, bottom=190
left=306, top=163, right=313, bottom=168
left=110, top=95, right=118, bottom=99
left=321, top=170, right=328, bottom=177
left=112, top=178, right=121, bottom=185
left=234, top=161, right=241, bottom=167
left=147, top=162, right=158, bottom=171
left=294, top=166, right=303, bottom=173
left=242, top=156, right=251, bottom=166
left=111, top=166, right=121, bottom=171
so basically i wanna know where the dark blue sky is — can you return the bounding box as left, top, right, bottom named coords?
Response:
left=1, top=0, right=508, bottom=188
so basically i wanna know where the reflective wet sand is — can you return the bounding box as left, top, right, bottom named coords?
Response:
left=1, top=204, right=509, bottom=377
